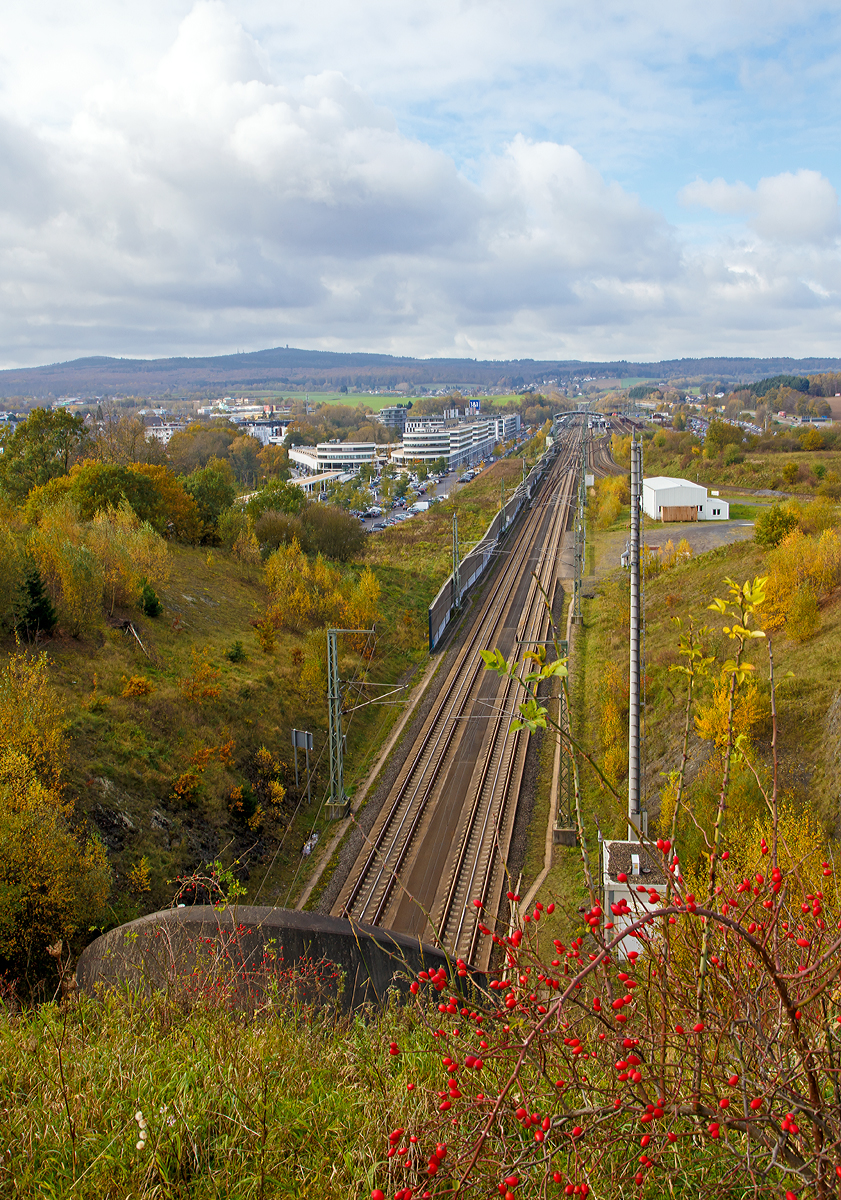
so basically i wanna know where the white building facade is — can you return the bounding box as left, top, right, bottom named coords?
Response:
left=392, top=418, right=497, bottom=469
left=642, top=476, right=729, bottom=521
left=289, top=442, right=378, bottom=474
left=494, top=414, right=521, bottom=441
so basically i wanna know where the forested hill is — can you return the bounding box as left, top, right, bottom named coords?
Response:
left=3, top=348, right=841, bottom=398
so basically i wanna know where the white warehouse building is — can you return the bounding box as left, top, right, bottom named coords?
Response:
left=642, top=476, right=729, bottom=522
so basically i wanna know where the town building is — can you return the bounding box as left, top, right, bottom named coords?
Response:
left=391, top=417, right=497, bottom=469
left=376, top=404, right=411, bottom=434
left=494, top=414, right=521, bottom=441
left=288, top=442, right=378, bottom=474
left=642, top=476, right=729, bottom=522
left=146, top=421, right=187, bottom=445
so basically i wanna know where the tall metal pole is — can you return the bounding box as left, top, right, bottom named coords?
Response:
left=326, top=629, right=347, bottom=818
left=628, top=437, right=642, bottom=840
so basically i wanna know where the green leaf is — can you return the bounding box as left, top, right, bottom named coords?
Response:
left=480, top=648, right=509, bottom=675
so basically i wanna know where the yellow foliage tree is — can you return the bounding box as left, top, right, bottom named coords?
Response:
left=762, top=527, right=841, bottom=637
left=0, top=510, right=26, bottom=632
left=88, top=501, right=169, bottom=616
left=600, top=661, right=626, bottom=789
left=264, top=540, right=380, bottom=637
left=594, top=476, right=629, bottom=530
left=694, top=675, right=764, bottom=752
left=27, top=500, right=103, bottom=635
left=0, top=653, right=110, bottom=982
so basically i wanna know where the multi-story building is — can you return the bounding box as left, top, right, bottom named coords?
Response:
left=391, top=418, right=497, bottom=469
left=146, top=421, right=187, bottom=445
left=239, top=421, right=289, bottom=446
left=376, top=404, right=410, bottom=433
left=494, top=414, right=521, bottom=441
left=288, top=442, right=378, bottom=474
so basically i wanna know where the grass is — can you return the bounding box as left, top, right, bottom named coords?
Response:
left=0, top=952, right=774, bottom=1199
left=0, top=989, right=428, bottom=1199
left=645, top=441, right=841, bottom=497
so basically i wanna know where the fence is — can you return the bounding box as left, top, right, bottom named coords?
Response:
left=428, top=446, right=558, bottom=650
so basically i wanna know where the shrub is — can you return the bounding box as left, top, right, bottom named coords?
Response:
left=139, top=579, right=163, bottom=617
left=121, top=675, right=154, bottom=697
left=128, top=855, right=152, bottom=893
left=754, top=503, right=798, bottom=547
left=226, top=640, right=246, bottom=663
left=15, top=566, right=57, bottom=638
left=786, top=582, right=821, bottom=641
left=762, top=527, right=841, bottom=634
left=254, top=509, right=308, bottom=555
left=301, top=503, right=366, bottom=561
left=217, top=504, right=249, bottom=549
left=0, top=653, right=110, bottom=986
left=179, top=648, right=222, bottom=702
left=171, top=771, right=201, bottom=806
left=232, top=529, right=261, bottom=565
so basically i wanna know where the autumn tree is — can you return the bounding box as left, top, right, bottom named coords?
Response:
left=166, top=421, right=237, bottom=475
left=228, top=435, right=263, bottom=487
left=86, top=502, right=170, bottom=616
left=181, top=458, right=237, bottom=541
left=128, top=463, right=202, bottom=542
left=257, top=442, right=290, bottom=479
left=0, top=409, right=91, bottom=501
left=92, top=411, right=167, bottom=465
left=0, top=652, right=110, bottom=986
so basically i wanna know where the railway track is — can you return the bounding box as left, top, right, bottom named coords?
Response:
left=333, top=423, right=582, bottom=968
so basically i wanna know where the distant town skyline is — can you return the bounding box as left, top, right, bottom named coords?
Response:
left=2, top=1, right=840, bottom=367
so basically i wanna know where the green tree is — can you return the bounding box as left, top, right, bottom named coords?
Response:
left=704, top=418, right=744, bottom=458
left=754, top=503, right=799, bottom=548
left=65, top=461, right=162, bottom=524
left=245, top=479, right=308, bottom=522
left=182, top=458, right=237, bottom=541
left=15, top=567, right=57, bottom=638
left=0, top=410, right=91, bottom=500
left=228, top=435, right=263, bottom=487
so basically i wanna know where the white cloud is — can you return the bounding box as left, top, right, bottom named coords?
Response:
left=753, top=171, right=840, bottom=244
left=1, top=1, right=841, bottom=364
left=679, top=177, right=755, bottom=214
left=680, top=169, right=840, bottom=245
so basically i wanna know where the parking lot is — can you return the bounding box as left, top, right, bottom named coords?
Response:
left=356, top=464, right=491, bottom=533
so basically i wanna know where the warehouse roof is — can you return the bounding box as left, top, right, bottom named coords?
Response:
left=643, top=476, right=705, bottom=490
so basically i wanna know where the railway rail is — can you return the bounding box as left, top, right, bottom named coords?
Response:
left=333, top=422, right=584, bottom=969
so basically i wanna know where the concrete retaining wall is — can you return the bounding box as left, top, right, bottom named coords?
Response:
left=76, top=906, right=457, bottom=1011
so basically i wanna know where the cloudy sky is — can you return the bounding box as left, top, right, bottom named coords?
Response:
left=1, top=0, right=841, bottom=367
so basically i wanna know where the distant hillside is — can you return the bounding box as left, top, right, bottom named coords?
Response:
left=3, top=347, right=841, bottom=399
